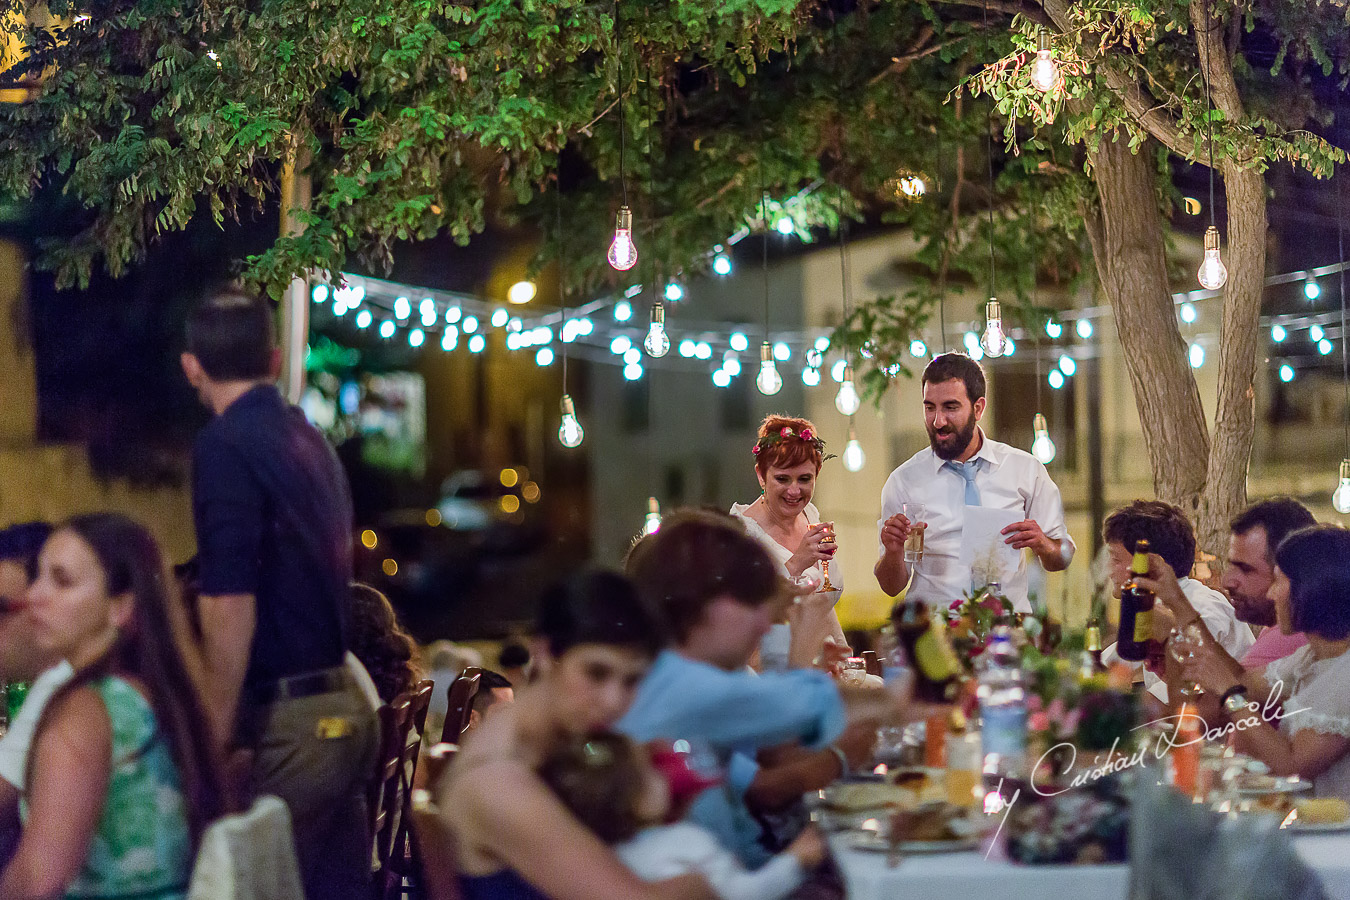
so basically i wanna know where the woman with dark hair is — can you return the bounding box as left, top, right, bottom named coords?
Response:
left=1147, top=524, right=1350, bottom=801
left=0, top=513, right=223, bottom=899
left=729, top=415, right=846, bottom=671
left=438, top=569, right=714, bottom=900
left=347, top=582, right=422, bottom=703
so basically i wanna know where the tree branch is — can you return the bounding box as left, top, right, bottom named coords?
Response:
left=929, top=0, right=1053, bottom=28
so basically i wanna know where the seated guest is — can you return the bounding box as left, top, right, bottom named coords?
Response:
left=1154, top=525, right=1350, bottom=802
left=498, top=641, right=532, bottom=687
left=1100, top=500, right=1253, bottom=704
left=621, top=510, right=889, bottom=868
left=439, top=570, right=714, bottom=900
left=0, top=514, right=223, bottom=899
left=540, top=731, right=825, bottom=900
left=348, top=582, right=422, bottom=703
left=1221, top=499, right=1316, bottom=670
left=462, top=669, right=514, bottom=735
left=425, top=640, right=484, bottom=737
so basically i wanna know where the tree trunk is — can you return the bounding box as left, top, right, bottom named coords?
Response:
left=1083, top=133, right=1212, bottom=522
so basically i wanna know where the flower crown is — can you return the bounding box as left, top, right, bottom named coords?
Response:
left=752, top=426, right=836, bottom=462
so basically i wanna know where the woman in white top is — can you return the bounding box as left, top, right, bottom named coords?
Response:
left=1156, top=524, right=1350, bottom=802
left=729, top=415, right=847, bottom=671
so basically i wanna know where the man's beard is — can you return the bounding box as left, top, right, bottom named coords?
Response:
left=928, top=415, right=977, bottom=461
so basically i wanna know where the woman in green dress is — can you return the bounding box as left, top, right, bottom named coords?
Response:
left=0, top=513, right=223, bottom=899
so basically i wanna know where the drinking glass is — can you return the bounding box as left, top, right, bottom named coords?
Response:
left=1169, top=623, right=1207, bottom=700
left=817, top=522, right=838, bottom=592
left=902, top=502, right=927, bottom=564
left=873, top=725, right=909, bottom=771
left=839, top=657, right=868, bottom=688
left=945, top=730, right=983, bottom=807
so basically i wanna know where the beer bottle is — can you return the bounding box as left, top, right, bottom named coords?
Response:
left=1116, top=539, right=1155, bottom=662
left=890, top=600, right=961, bottom=702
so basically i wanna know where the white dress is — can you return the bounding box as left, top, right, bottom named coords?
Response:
left=730, top=502, right=847, bottom=670
left=1265, top=645, right=1350, bottom=802
left=617, top=822, right=804, bottom=900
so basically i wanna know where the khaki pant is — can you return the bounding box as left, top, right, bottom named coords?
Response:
left=245, top=681, right=379, bottom=900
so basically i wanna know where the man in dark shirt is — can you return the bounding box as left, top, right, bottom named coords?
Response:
left=182, top=290, right=377, bottom=900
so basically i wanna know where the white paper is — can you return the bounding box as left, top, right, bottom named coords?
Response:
left=958, top=506, right=1023, bottom=588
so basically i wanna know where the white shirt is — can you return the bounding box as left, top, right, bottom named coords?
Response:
left=1104, top=577, right=1255, bottom=704
left=0, top=660, right=75, bottom=790
left=1267, top=646, right=1350, bottom=803
left=617, top=821, right=804, bottom=900
left=877, top=431, right=1074, bottom=612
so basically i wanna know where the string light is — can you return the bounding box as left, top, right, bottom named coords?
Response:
left=1058, top=355, right=1076, bottom=376
left=1075, top=318, right=1093, bottom=339
left=1031, top=412, right=1057, bottom=464
left=644, top=303, right=670, bottom=357
left=1189, top=343, right=1205, bottom=368
left=394, top=296, right=411, bottom=320
left=980, top=299, right=1006, bottom=357
left=802, top=367, right=821, bottom=386
left=1180, top=302, right=1197, bottom=324
left=312, top=285, right=329, bottom=304
left=609, top=205, right=638, bottom=271
left=723, top=353, right=742, bottom=377
left=558, top=395, right=584, bottom=448
left=775, top=216, right=794, bottom=235
left=1304, top=276, right=1321, bottom=301
left=643, top=497, right=662, bottom=535
left=730, top=332, right=749, bottom=352
left=1048, top=370, right=1065, bottom=389
left=356, top=309, right=372, bottom=329
left=1198, top=226, right=1228, bottom=290
left=379, top=320, right=396, bottom=339
left=624, top=347, right=642, bottom=365
left=536, top=347, right=554, bottom=366
left=623, top=362, right=644, bottom=381
left=712, top=369, right=731, bottom=388
left=614, top=301, right=633, bottom=321
left=468, top=334, right=486, bottom=353
left=508, top=281, right=536, bottom=305
left=462, top=315, right=479, bottom=334
left=490, top=307, right=509, bottom=328
left=1046, top=320, right=1063, bottom=339
left=408, top=328, right=425, bottom=348
left=835, top=365, right=861, bottom=416
left=1334, top=461, right=1350, bottom=515
left=842, top=418, right=866, bottom=472
left=1030, top=30, right=1061, bottom=93
left=909, top=340, right=927, bottom=358
left=1279, top=363, right=1295, bottom=383
left=1272, top=324, right=1287, bottom=342
left=1311, top=324, right=1326, bottom=342
left=1319, top=339, right=1334, bottom=356
left=441, top=329, right=457, bottom=351
left=664, top=282, right=684, bottom=302
left=713, top=253, right=733, bottom=276
left=1197, top=0, right=1228, bottom=291
left=756, top=343, right=783, bottom=395
left=445, top=306, right=462, bottom=324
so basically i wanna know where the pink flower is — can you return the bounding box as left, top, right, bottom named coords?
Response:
left=780, top=427, right=793, bottom=438
left=1047, top=698, right=1068, bottom=723
left=980, top=596, right=1003, bottom=612
left=1027, top=694, right=1044, bottom=713
left=1029, top=711, right=1051, bottom=732
left=949, top=600, right=964, bottom=611
left=800, top=428, right=814, bottom=441
left=752, top=445, right=762, bottom=455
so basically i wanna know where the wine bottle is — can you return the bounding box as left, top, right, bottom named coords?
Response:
left=1084, top=621, right=1105, bottom=672
left=890, top=600, right=961, bottom=702
left=1116, top=539, right=1155, bottom=662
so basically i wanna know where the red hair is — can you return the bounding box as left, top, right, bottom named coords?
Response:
left=754, top=414, right=823, bottom=476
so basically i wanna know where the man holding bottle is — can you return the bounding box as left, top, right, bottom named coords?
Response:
left=875, top=353, right=1074, bottom=612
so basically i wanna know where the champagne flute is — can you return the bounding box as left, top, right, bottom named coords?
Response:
left=817, top=522, right=838, bottom=592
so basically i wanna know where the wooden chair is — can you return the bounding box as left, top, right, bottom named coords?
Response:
left=862, top=650, right=882, bottom=678
left=370, top=680, right=434, bottom=900
left=441, top=667, right=482, bottom=743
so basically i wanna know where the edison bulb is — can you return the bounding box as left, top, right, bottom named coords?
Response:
left=756, top=343, right=783, bottom=395
left=608, top=205, right=638, bottom=271
left=1031, top=413, right=1057, bottom=464
left=643, top=497, right=662, bottom=536
left=1335, top=461, right=1350, bottom=515
left=644, top=303, right=670, bottom=358
left=980, top=299, right=1006, bottom=357
left=1030, top=32, right=1060, bottom=93
left=1198, top=225, right=1228, bottom=290
left=835, top=367, right=861, bottom=416
left=558, top=395, right=584, bottom=448
left=843, top=430, right=866, bottom=472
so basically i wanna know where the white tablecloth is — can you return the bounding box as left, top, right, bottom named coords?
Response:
left=831, top=832, right=1350, bottom=900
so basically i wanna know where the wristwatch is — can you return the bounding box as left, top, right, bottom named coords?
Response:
left=1220, top=684, right=1250, bottom=716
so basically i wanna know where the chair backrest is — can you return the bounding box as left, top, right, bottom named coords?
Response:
left=375, top=679, right=434, bottom=900
left=370, top=695, right=413, bottom=875
left=441, top=668, right=483, bottom=743
left=862, top=650, right=882, bottom=677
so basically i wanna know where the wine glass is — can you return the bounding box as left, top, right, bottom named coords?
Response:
left=815, top=522, right=838, bottom=592
left=1169, top=622, right=1207, bottom=701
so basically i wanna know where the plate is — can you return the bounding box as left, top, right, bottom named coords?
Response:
left=1284, top=818, right=1350, bottom=834
left=845, top=831, right=980, bottom=854
left=1236, top=775, right=1312, bottom=796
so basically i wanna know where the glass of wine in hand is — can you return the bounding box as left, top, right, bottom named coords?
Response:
left=1169, top=622, right=1207, bottom=700
left=817, top=523, right=837, bottom=592
left=902, top=502, right=926, bottom=565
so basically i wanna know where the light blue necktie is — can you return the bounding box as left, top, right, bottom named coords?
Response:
left=944, top=459, right=982, bottom=506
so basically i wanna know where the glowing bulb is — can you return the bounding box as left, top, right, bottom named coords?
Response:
left=1319, top=339, right=1334, bottom=356
left=508, top=281, right=536, bottom=305
left=1076, top=318, right=1094, bottom=339
left=644, top=303, right=670, bottom=358
left=802, top=367, right=820, bottom=386
left=694, top=342, right=712, bottom=360
left=831, top=359, right=848, bottom=383
left=843, top=424, right=866, bottom=472
left=379, top=320, right=396, bottom=339
left=901, top=175, right=926, bottom=198
left=408, top=328, right=425, bottom=348
left=713, top=253, right=732, bottom=276
left=963, top=331, right=980, bottom=352
left=1272, top=324, right=1287, bottom=342
left=643, top=497, right=662, bottom=535
left=536, top=347, right=554, bottom=366
left=835, top=367, right=861, bottom=416
left=623, top=362, right=644, bottom=381
left=730, top=332, right=749, bottom=352
left=1030, top=31, right=1061, bottom=93
left=1045, top=320, right=1063, bottom=339
left=1279, top=363, right=1295, bottom=383
left=355, top=310, right=372, bottom=329
left=1198, top=225, right=1228, bottom=290
left=712, top=369, right=731, bottom=388
left=624, top=348, right=642, bottom=365
left=775, top=217, right=794, bottom=235
left=1004, top=337, right=1016, bottom=356
left=1180, top=302, right=1197, bottom=324
left=773, top=342, right=791, bottom=362
left=312, top=285, right=330, bottom=304
left=610, top=335, right=632, bottom=355
left=445, top=306, right=462, bottom=324
left=909, top=340, right=927, bottom=358
left=608, top=205, right=638, bottom=271
left=491, top=307, right=509, bottom=328
left=1305, top=277, right=1321, bottom=301
left=815, top=336, right=831, bottom=352
left=756, top=343, right=783, bottom=395
left=614, top=300, right=633, bottom=321
left=462, top=316, right=479, bottom=334
left=723, top=354, right=742, bottom=377
left=468, top=334, right=485, bottom=353
left=1190, top=343, right=1205, bottom=368
left=1048, top=370, right=1065, bottom=390
left=1058, top=355, right=1076, bottom=376
left=1031, top=413, right=1057, bottom=464
left=1311, top=324, right=1326, bottom=342
left=441, top=329, right=458, bottom=351
left=394, top=296, right=411, bottom=320
left=1335, top=460, right=1350, bottom=515
left=980, top=299, right=1006, bottom=357
left=665, top=282, right=684, bottom=302
left=558, top=395, right=584, bottom=448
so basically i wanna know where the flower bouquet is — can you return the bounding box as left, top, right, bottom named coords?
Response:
left=943, top=585, right=1018, bottom=668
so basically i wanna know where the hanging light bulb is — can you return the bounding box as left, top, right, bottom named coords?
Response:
left=835, top=366, right=861, bottom=416
left=608, top=205, right=638, bottom=271
left=1197, top=225, right=1228, bottom=290
left=1030, top=412, right=1057, bottom=464
left=1272, top=324, right=1288, bottom=342
left=644, top=302, right=670, bottom=358
left=643, top=497, right=662, bottom=535
left=1305, top=276, right=1321, bottom=301
left=558, top=395, right=584, bottom=448
left=756, top=342, right=783, bottom=395
left=1045, top=320, right=1063, bottom=339
left=1030, top=31, right=1061, bottom=93
left=1311, top=324, right=1326, bottom=342
left=980, top=299, right=1006, bottom=357
left=842, top=420, right=866, bottom=472
left=1335, top=460, right=1350, bottom=515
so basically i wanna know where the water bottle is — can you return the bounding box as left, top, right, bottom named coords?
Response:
left=977, top=628, right=1027, bottom=807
